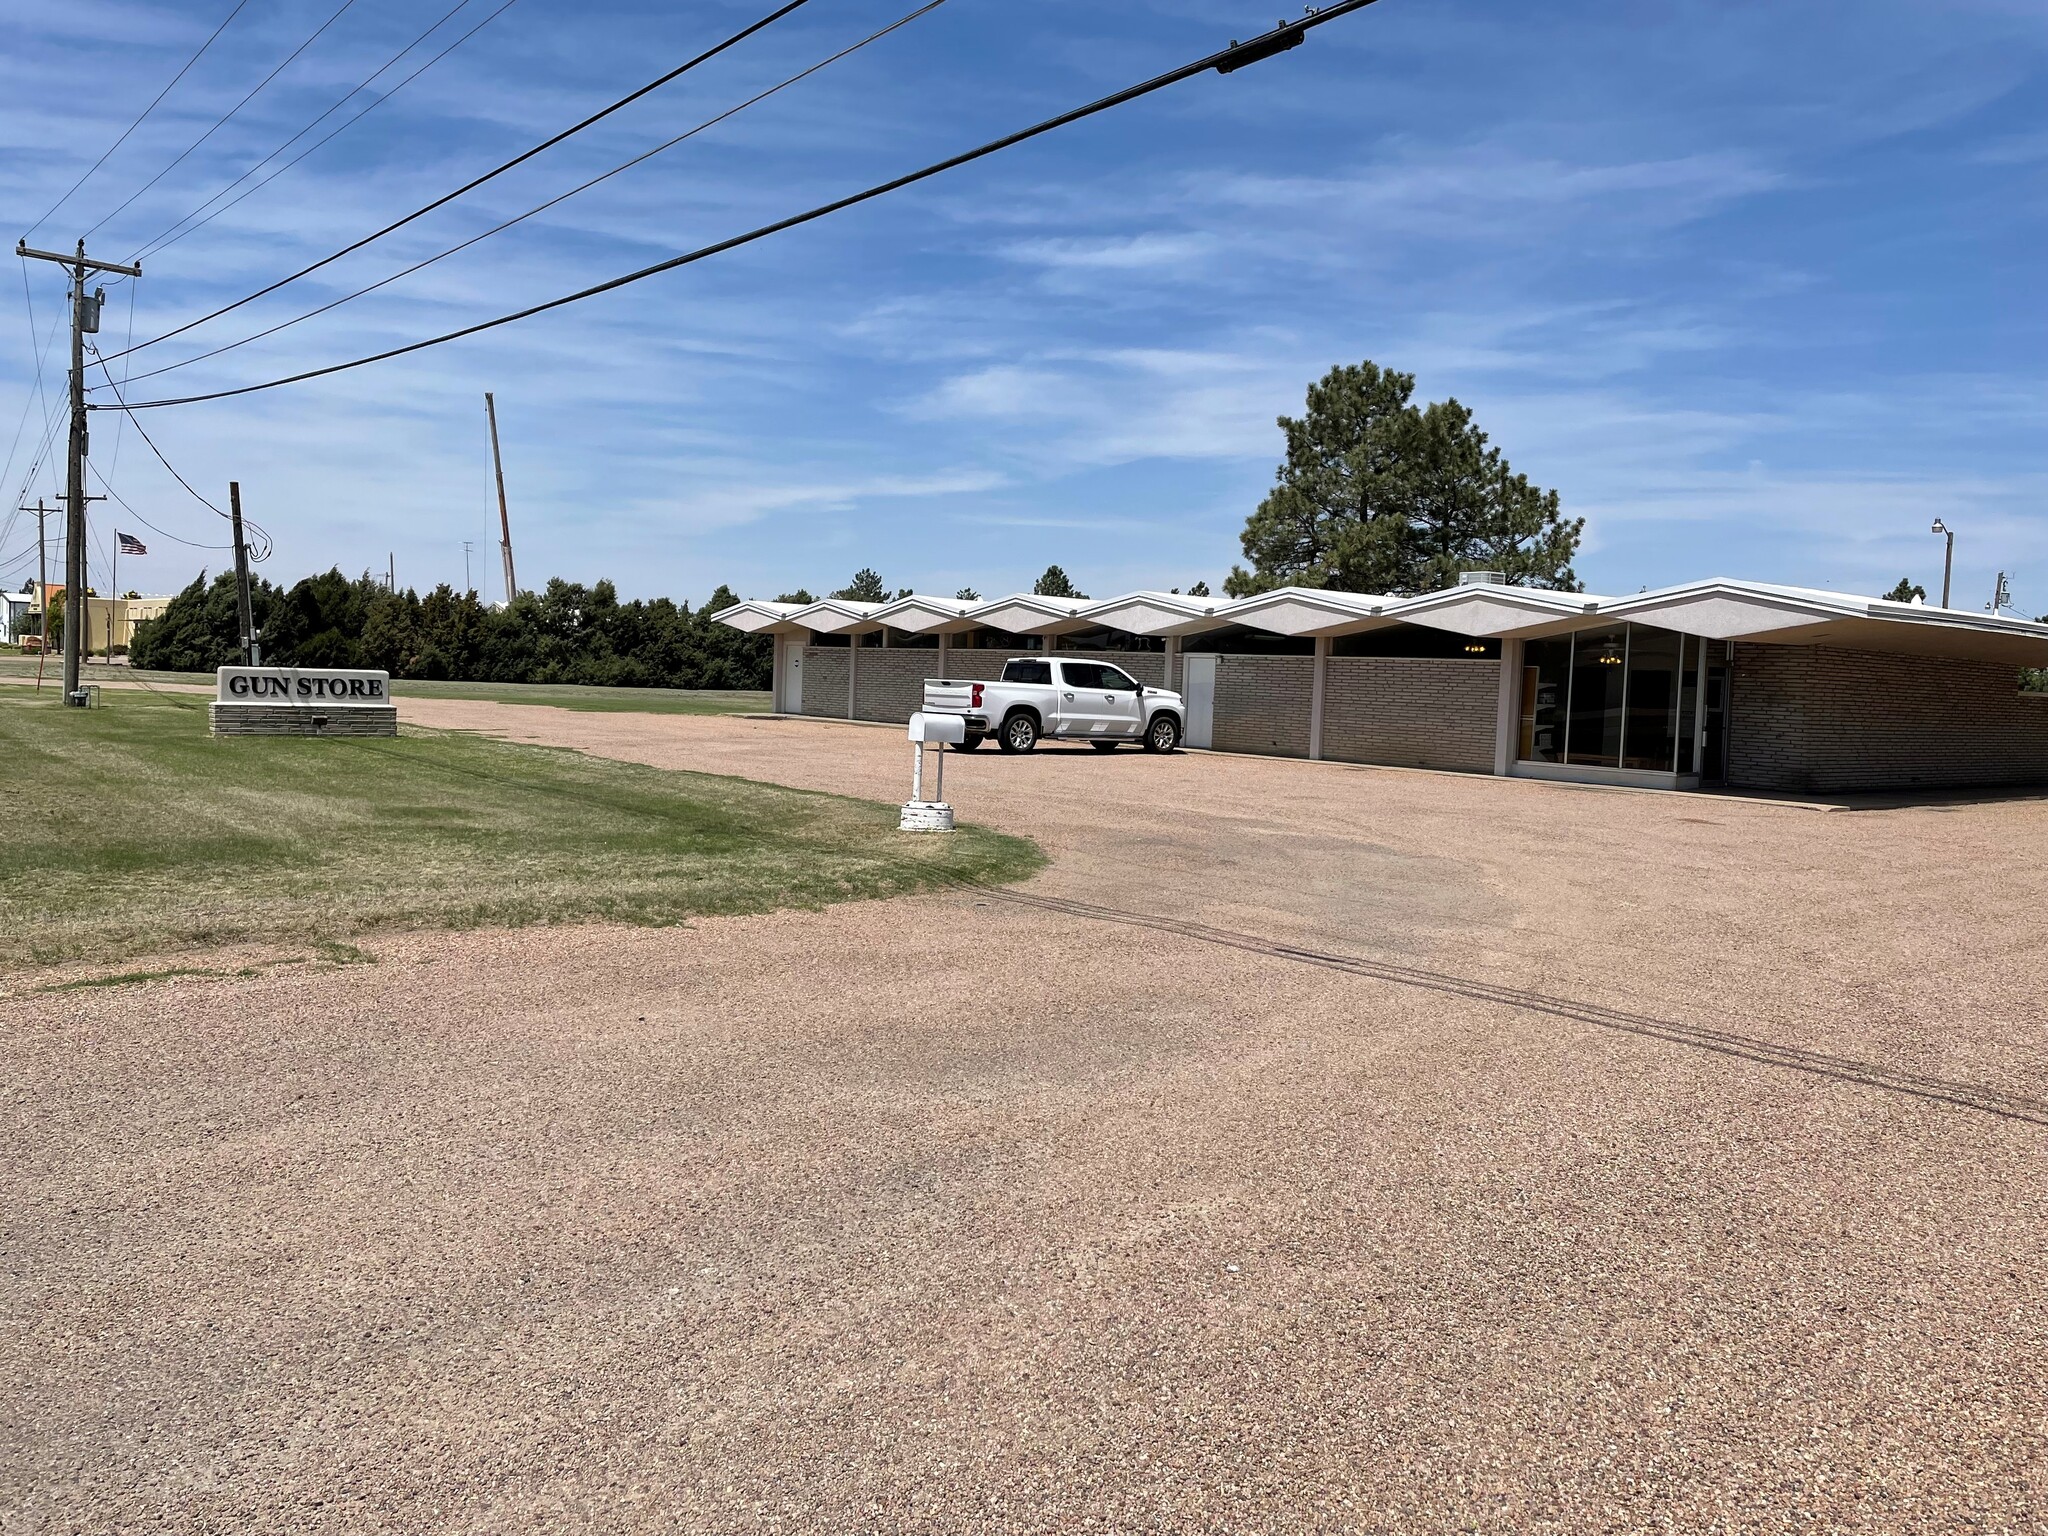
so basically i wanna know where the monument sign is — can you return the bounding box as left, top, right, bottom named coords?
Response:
left=210, top=666, right=398, bottom=737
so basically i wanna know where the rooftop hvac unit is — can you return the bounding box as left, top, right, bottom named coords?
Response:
left=1459, top=571, right=1507, bottom=586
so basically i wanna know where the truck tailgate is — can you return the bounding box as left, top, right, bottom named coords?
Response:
left=923, top=679, right=975, bottom=713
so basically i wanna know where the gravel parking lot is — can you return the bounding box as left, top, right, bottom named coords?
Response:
left=7, top=702, right=2046, bottom=1532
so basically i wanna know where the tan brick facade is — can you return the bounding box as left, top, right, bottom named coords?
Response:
left=1729, top=645, right=2048, bottom=791
left=1321, top=658, right=1499, bottom=772
left=1210, top=655, right=1314, bottom=758
left=853, top=651, right=936, bottom=724
left=209, top=705, right=398, bottom=737
left=798, top=648, right=849, bottom=718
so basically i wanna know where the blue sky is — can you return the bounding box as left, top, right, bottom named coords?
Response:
left=2, top=0, right=2044, bottom=612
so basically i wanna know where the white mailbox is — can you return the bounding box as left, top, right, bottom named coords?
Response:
left=902, top=712, right=963, bottom=831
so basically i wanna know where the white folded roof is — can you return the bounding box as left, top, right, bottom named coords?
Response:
left=718, top=577, right=2048, bottom=664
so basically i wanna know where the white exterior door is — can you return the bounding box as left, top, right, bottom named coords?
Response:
left=1182, top=654, right=1216, bottom=749
left=778, top=638, right=804, bottom=714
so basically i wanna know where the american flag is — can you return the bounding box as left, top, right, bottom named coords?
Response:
left=117, top=532, right=148, bottom=556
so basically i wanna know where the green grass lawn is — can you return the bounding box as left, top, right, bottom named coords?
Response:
left=0, top=686, right=1037, bottom=972
left=0, top=658, right=769, bottom=715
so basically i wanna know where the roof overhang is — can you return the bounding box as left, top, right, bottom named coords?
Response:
left=870, top=595, right=982, bottom=634
left=1389, top=584, right=1604, bottom=638
left=966, top=594, right=1095, bottom=636
left=1224, top=587, right=1399, bottom=638
left=1602, top=581, right=2048, bottom=664
left=711, top=600, right=811, bottom=636
left=792, top=599, right=886, bottom=635
left=1078, top=591, right=1234, bottom=637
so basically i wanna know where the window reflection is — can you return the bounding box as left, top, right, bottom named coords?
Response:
left=1517, top=622, right=1705, bottom=776
left=1520, top=638, right=1571, bottom=763
left=1567, top=625, right=1628, bottom=768
left=1622, top=626, right=1683, bottom=770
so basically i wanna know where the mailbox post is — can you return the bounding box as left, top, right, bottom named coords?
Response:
left=902, top=712, right=964, bottom=831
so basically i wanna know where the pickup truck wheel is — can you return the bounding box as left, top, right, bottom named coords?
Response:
left=1143, top=713, right=1182, bottom=753
left=948, top=734, right=984, bottom=752
left=1089, top=740, right=1120, bottom=752
left=997, top=712, right=1039, bottom=753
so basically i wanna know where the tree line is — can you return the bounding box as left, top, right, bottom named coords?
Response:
left=129, top=570, right=773, bottom=690
left=118, top=357, right=2036, bottom=691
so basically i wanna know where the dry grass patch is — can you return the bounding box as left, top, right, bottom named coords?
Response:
left=0, top=687, right=1038, bottom=970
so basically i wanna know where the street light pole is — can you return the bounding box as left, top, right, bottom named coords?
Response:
left=1930, top=519, right=1954, bottom=608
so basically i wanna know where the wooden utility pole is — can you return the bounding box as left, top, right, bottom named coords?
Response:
left=485, top=392, right=517, bottom=602
left=229, top=481, right=257, bottom=665
left=16, top=239, right=141, bottom=704
left=20, top=498, right=50, bottom=691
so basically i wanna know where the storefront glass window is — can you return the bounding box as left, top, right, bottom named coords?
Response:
left=1566, top=625, right=1628, bottom=767
left=1520, top=638, right=1572, bottom=763
left=1621, top=625, right=1684, bottom=770
left=1517, top=622, right=1707, bottom=776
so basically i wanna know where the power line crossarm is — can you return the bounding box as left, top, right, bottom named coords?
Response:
left=109, top=2, right=1386, bottom=411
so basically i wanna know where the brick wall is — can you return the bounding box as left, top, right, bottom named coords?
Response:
left=932, top=650, right=1011, bottom=683
left=1211, top=655, right=1314, bottom=758
left=1321, top=657, right=1499, bottom=772
left=799, top=648, right=849, bottom=718
left=853, top=651, right=938, bottom=724
left=209, top=705, right=397, bottom=737
left=1730, top=644, right=2048, bottom=791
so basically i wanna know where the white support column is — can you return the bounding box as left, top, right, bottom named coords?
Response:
left=848, top=636, right=860, bottom=719
left=1494, top=637, right=1523, bottom=776
left=937, top=631, right=950, bottom=678
left=772, top=636, right=788, bottom=713
left=1164, top=634, right=1180, bottom=692
left=1309, top=635, right=1330, bottom=761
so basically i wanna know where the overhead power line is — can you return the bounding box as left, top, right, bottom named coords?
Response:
left=120, top=0, right=952, bottom=387
left=2, top=260, right=68, bottom=502
left=87, top=462, right=236, bottom=551
left=103, top=0, right=822, bottom=365
left=109, top=2, right=1385, bottom=412
left=129, top=0, right=491, bottom=263
left=87, top=0, right=368, bottom=243
left=134, top=0, right=521, bottom=270
left=20, top=0, right=256, bottom=241
left=90, top=349, right=273, bottom=557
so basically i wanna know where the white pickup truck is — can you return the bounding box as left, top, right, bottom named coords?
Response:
left=921, top=658, right=1185, bottom=754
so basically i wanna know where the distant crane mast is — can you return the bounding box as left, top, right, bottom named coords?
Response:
left=485, top=391, right=518, bottom=603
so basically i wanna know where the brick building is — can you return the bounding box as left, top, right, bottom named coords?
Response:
left=717, top=577, right=2048, bottom=794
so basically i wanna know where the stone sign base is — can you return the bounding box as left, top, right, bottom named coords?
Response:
left=210, top=704, right=398, bottom=738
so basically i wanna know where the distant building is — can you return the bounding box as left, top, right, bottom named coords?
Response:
left=0, top=590, right=31, bottom=645
left=718, top=575, right=2048, bottom=794
left=20, top=584, right=177, bottom=653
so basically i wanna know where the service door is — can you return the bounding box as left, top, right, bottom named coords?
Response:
left=1182, top=654, right=1217, bottom=749
left=778, top=638, right=804, bottom=714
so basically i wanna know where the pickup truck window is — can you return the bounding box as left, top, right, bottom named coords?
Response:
left=1063, top=662, right=1138, bottom=691
left=1001, top=659, right=1053, bottom=685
